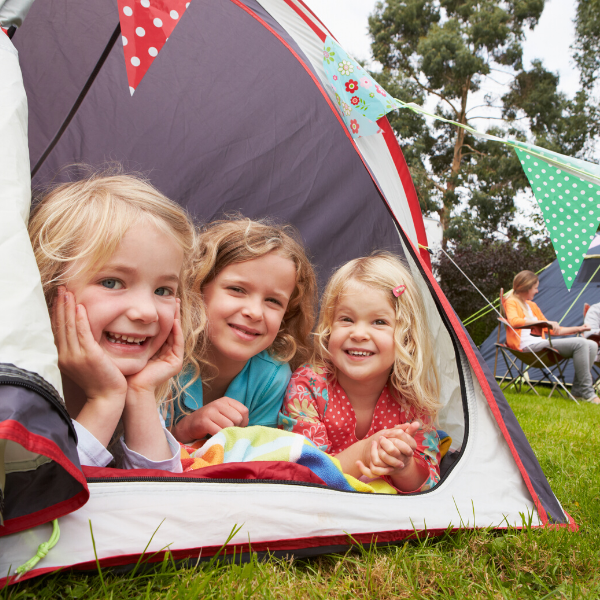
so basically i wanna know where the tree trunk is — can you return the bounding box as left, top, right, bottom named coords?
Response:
left=440, top=76, right=471, bottom=249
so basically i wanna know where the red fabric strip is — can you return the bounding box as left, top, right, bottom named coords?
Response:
left=378, top=116, right=432, bottom=270
left=0, top=420, right=89, bottom=536
left=280, top=0, right=327, bottom=42
left=1, top=518, right=573, bottom=586
left=83, top=461, right=326, bottom=486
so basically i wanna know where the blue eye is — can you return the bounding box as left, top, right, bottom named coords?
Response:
left=155, top=287, right=173, bottom=297
left=101, top=279, right=122, bottom=289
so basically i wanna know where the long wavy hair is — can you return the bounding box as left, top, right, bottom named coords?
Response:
left=28, top=168, right=201, bottom=409
left=190, top=217, right=317, bottom=383
left=313, top=252, right=441, bottom=421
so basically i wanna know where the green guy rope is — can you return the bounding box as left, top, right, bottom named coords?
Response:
left=14, top=519, right=60, bottom=580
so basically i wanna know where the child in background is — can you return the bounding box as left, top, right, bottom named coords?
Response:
left=170, top=218, right=316, bottom=443
left=29, top=172, right=199, bottom=470
left=279, top=252, right=441, bottom=493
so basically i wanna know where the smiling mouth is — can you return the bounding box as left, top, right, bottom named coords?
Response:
left=105, top=332, right=148, bottom=346
left=345, top=350, right=374, bottom=357
left=229, top=324, right=261, bottom=337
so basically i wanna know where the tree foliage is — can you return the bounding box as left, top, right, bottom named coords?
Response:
left=435, top=237, right=556, bottom=345
left=573, top=0, right=600, bottom=89
left=368, top=0, right=599, bottom=246
left=503, top=61, right=599, bottom=158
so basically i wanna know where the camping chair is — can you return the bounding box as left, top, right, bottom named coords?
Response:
left=583, top=303, right=600, bottom=390
left=493, top=289, right=571, bottom=398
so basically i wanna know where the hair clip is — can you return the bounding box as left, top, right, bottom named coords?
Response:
left=393, top=284, right=406, bottom=298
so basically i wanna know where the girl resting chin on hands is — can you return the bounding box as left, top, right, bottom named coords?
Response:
left=29, top=170, right=200, bottom=470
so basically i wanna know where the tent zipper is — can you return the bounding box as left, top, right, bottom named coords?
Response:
left=86, top=477, right=337, bottom=490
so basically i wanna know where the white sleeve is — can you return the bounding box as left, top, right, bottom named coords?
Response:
left=119, top=412, right=183, bottom=473
left=584, top=303, right=600, bottom=336
left=73, top=419, right=114, bottom=468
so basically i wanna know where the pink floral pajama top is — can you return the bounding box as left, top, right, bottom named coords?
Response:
left=278, top=364, right=440, bottom=492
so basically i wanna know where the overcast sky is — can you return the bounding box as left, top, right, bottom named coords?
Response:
left=302, top=0, right=579, bottom=96
left=301, top=0, right=585, bottom=226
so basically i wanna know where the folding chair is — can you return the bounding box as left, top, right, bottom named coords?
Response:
left=493, top=289, right=571, bottom=398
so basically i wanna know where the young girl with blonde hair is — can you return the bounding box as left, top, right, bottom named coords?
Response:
left=279, top=252, right=441, bottom=493
left=29, top=171, right=200, bottom=470
left=170, top=218, right=316, bottom=443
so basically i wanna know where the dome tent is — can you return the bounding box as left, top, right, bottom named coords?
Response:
left=0, top=0, right=573, bottom=584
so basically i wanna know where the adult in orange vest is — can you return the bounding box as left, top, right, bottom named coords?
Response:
left=504, top=270, right=599, bottom=404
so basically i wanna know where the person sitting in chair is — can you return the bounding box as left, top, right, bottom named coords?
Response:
left=505, top=270, right=599, bottom=404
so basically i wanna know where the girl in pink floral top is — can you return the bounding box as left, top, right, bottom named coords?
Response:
left=279, top=253, right=442, bottom=493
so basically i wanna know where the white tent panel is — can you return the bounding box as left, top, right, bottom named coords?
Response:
left=0, top=360, right=545, bottom=578
left=0, top=34, right=62, bottom=396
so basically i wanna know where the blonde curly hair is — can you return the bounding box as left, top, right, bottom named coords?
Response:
left=190, top=217, right=317, bottom=383
left=313, top=252, right=441, bottom=420
left=28, top=169, right=201, bottom=409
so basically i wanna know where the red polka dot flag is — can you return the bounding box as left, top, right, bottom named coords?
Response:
left=117, top=0, right=190, bottom=94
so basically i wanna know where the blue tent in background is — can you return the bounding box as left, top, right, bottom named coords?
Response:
left=480, top=241, right=600, bottom=386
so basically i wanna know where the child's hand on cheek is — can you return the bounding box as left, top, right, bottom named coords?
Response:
left=127, top=299, right=184, bottom=396
left=122, top=301, right=182, bottom=461
left=52, top=286, right=127, bottom=403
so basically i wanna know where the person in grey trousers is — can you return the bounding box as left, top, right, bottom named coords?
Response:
left=506, top=271, right=599, bottom=404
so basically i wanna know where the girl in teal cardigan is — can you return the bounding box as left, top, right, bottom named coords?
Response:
left=170, top=218, right=317, bottom=443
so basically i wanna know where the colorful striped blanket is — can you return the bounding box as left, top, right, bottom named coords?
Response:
left=180, top=426, right=398, bottom=494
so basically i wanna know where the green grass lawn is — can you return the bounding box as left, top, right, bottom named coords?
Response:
left=7, top=388, right=600, bottom=599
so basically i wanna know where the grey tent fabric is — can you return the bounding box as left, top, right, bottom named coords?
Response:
left=15, top=0, right=404, bottom=290
left=0, top=366, right=88, bottom=533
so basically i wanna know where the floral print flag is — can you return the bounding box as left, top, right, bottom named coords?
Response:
left=322, top=36, right=396, bottom=138
left=324, top=36, right=600, bottom=289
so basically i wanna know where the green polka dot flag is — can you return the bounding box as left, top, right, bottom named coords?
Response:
left=517, top=148, right=600, bottom=290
